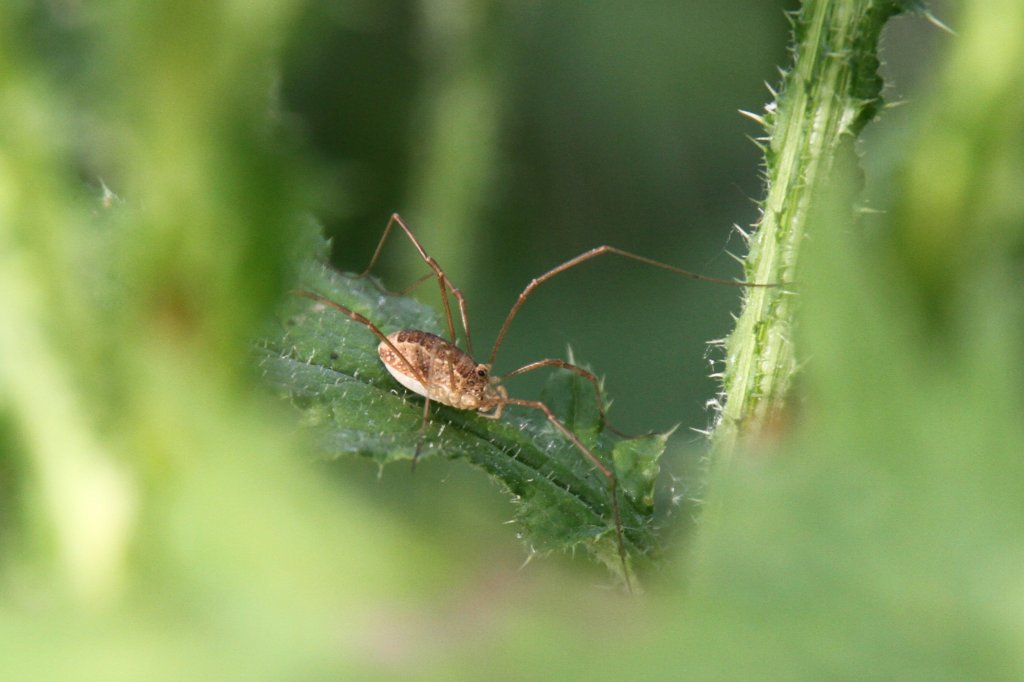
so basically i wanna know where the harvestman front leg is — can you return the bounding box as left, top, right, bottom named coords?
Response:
left=474, top=386, right=632, bottom=589
left=487, top=245, right=779, bottom=367
left=485, top=247, right=781, bottom=443
left=503, top=397, right=631, bottom=590
left=503, top=360, right=650, bottom=439
left=502, top=359, right=612, bottom=429
left=360, top=213, right=477, bottom=356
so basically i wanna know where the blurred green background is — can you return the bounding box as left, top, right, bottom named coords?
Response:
left=5, top=0, right=1024, bottom=679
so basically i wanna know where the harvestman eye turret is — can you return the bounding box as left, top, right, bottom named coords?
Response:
left=295, top=214, right=779, bottom=590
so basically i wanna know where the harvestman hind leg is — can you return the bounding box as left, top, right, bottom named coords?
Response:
left=359, top=213, right=476, bottom=356
left=293, top=290, right=439, bottom=458
left=293, top=291, right=426, bottom=384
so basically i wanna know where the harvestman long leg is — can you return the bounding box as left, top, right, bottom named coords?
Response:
left=501, top=359, right=616, bottom=430
left=293, top=290, right=425, bottom=384
left=488, top=245, right=778, bottom=367
left=359, top=213, right=476, bottom=356
left=294, top=288, right=442, bottom=464
left=484, top=245, right=781, bottom=443
left=501, top=397, right=630, bottom=587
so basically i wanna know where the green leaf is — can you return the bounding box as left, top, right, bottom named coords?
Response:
left=258, top=247, right=666, bottom=583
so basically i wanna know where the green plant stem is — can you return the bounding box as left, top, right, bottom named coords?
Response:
left=710, top=0, right=910, bottom=461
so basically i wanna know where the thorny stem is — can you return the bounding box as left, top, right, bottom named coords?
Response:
left=710, top=0, right=914, bottom=461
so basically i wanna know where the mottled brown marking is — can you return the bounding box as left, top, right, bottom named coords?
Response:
left=379, top=330, right=499, bottom=411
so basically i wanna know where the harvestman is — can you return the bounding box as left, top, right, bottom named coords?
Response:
left=296, top=214, right=776, bottom=588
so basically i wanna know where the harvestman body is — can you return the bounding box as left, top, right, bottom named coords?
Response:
left=296, top=214, right=776, bottom=589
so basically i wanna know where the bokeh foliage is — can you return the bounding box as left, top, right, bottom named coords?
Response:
left=2, top=0, right=1023, bottom=679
